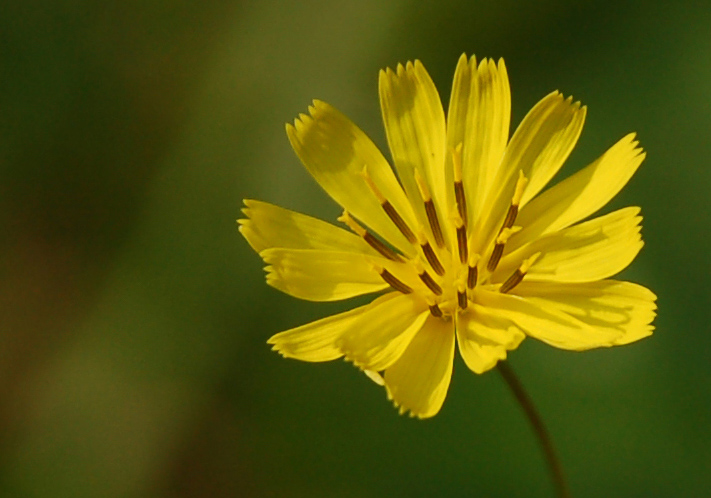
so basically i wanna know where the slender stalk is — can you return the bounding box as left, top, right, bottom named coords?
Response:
left=497, top=361, right=571, bottom=498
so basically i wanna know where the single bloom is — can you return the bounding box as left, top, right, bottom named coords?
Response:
left=239, top=54, right=657, bottom=418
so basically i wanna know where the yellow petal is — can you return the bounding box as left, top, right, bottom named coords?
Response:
left=364, top=369, right=385, bottom=385
left=475, top=289, right=622, bottom=350
left=514, top=280, right=656, bottom=346
left=338, top=293, right=429, bottom=371
left=515, top=93, right=586, bottom=207
left=515, top=133, right=645, bottom=241
left=497, top=207, right=644, bottom=283
left=383, top=315, right=455, bottom=418
left=286, top=101, right=418, bottom=255
left=239, top=199, right=375, bottom=255
left=261, top=248, right=388, bottom=301
left=379, top=61, right=449, bottom=245
left=456, top=303, right=525, bottom=374
left=472, top=92, right=586, bottom=256
left=267, top=302, right=373, bottom=361
left=446, top=55, right=510, bottom=229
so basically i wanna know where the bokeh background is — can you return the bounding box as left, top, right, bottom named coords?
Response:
left=1, top=0, right=709, bottom=496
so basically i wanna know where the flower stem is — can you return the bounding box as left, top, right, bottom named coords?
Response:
left=497, top=361, right=571, bottom=498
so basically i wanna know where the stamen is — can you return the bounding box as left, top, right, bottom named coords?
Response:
left=502, top=171, right=528, bottom=230
left=500, top=252, right=540, bottom=294
left=417, top=229, right=445, bottom=276
left=467, top=253, right=480, bottom=289
left=457, top=282, right=468, bottom=310
left=453, top=210, right=468, bottom=265
left=429, top=303, right=443, bottom=317
left=338, top=210, right=367, bottom=237
left=361, top=166, right=417, bottom=244
left=487, top=245, right=504, bottom=273
left=384, top=202, right=417, bottom=243
left=419, top=271, right=443, bottom=295
left=360, top=166, right=387, bottom=203
left=365, top=234, right=400, bottom=260
left=338, top=211, right=401, bottom=261
left=487, top=227, right=521, bottom=272
left=414, top=259, right=442, bottom=295
left=452, top=143, right=468, bottom=227
left=512, top=170, right=528, bottom=206
left=521, top=252, right=541, bottom=272
left=414, top=169, right=445, bottom=248
left=499, top=269, right=524, bottom=294
left=374, top=265, right=412, bottom=294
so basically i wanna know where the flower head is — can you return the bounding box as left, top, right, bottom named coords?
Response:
left=239, top=54, right=656, bottom=418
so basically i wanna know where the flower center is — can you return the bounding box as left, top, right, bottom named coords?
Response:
left=341, top=145, right=539, bottom=319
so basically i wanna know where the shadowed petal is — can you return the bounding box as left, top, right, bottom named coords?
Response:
left=287, top=101, right=418, bottom=255
left=475, top=289, right=622, bottom=350
left=514, top=280, right=656, bottom=345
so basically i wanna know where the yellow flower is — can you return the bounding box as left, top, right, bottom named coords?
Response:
left=239, top=54, right=656, bottom=418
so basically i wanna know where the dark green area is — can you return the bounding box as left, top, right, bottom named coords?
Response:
left=1, top=1, right=708, bottom=496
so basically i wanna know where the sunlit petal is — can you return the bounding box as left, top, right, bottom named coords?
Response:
left=239, top=199, right=375, bottom=254
left=261, top=248, right=388, bottom=301
left=472, top=92, right=586, bottom=255
left=456, top=303, right=525, bottom=374
left=268, top=302, right=373, bottom=362
left=496, top=207, right=644, bottom=283
left=514, top=133, right=645, bottom=241
left=379, top=61, right=448, bottom=245
left=447, top=55, right=511, bottom=229
left=384, top=316, right=455, bottom=418
left=339, top=293, right=429, bottom=371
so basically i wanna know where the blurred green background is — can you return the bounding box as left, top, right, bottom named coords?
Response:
left=1, top=0, right=708, bottom=496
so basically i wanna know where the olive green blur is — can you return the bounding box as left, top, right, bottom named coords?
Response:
left=0, top=1, right=707, bottom=496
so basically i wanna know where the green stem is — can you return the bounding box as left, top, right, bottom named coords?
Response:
left=497, top=361, right=571, bottom=498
